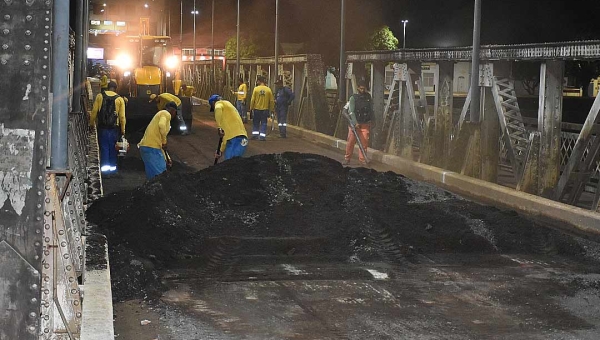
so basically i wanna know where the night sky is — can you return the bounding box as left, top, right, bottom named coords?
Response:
left=169, top=0, right=600, bottom=64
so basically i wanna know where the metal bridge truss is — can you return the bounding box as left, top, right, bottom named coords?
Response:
left=491, top=77, right=529, bottom=181
left=346, top=43, right=600, bottom=210
left=554, top=94, right=600, bottom=210
left=381, top=63, right=421, bottom=157
left=183, top=55, right=331, bottom=134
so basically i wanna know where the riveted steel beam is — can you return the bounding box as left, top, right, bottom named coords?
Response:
left=347, top=41, right=600, bottom=63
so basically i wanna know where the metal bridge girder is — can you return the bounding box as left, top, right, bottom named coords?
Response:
left=491, top=77, right=528, bottom=179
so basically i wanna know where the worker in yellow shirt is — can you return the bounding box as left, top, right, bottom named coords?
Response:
left=149, top=92, right=188, bottom=135
left=231, top=78, right=248, bottom=123
left=209, top=94, right=249, bottom=161
left=249, top=76, right=274, bottom=141
left=138, top=102, right=178, bottom=179
left=90, top=81, right=126, bottom=176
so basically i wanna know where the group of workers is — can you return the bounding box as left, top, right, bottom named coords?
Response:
left=89, top=75, right=373, bottom=181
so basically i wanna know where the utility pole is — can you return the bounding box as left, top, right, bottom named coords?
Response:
left=236, top=0, right=240, bottom=81
left=338, top=0, right=346, bottom=103
left=401, top=20, right=408, bottom=49
left=274, top=0, right=279, bottom=87
left=211, top=0, right=215, bottom=85
left=179, top=0, right=183, bottom=55
left=193, top=0, right=197, bottom=85
left=469, top=0, right=482, bottom=122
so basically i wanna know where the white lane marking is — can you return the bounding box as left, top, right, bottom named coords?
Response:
left=366, top=269, right=389, bottom=280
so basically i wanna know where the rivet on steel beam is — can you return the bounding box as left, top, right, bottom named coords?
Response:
left=76, top=312, right=82, bottom=318
left=66, top=265, right=72, bottom=271
left=4, top=15, right=10, bottom=20
left=44, top=224, right=49, bottom=230
left=44, top=328, right=49, bottom=334
left=63, top=254, right=69, bottom=259
left=3, top=29, right=9, bottom=35
left=28, top=326, right=36, bottom=333
left=73, top=300, right=80, bottom=306
left=29, top=312, right=36, bottom=319
left=31, top=284, right=38, bottom=290
left=25, top=45, right=31, bottom=50
left=26, top=15, right=33, bottom=21
left=25, top=30, right=31, bottom=36
left=71, top=289, right=78, bottom=294
left=30, top=298, right=37, bottom=304
left=1, top=60, right=7, bottom=65
left=58, top=229, right=64, bottom=235
left=2, top=44, right=7, bottom=50
left=61, top=241, right=66, bottom=247
left=35, top=241, right=41, bottom=246
left=43, top=251, right=50, bottom=257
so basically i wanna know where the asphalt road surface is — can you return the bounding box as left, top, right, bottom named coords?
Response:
left=104, top=105, right=600, bottom=340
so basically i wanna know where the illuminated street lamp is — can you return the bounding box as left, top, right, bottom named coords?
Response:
left=401, top=19, right=408, bottom=49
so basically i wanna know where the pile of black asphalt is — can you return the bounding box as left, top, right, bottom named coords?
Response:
left=86, top=152, right=590, bottom=302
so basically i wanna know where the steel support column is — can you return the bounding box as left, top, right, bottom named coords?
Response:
left=291, top=63, right=304, bottom=125
left=538, top=60, right=564, bottom=197
left=72, top=0, right=85, bottom=114
left=51, top=0, right=70, bottom=170
left=0, top=1, right=52, bottom=339
left=370, top=62, right=385, bottom=150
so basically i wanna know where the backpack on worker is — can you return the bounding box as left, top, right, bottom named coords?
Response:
left=97, top=92, right=119, bottom=129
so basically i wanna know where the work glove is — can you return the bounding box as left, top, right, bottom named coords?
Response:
left=214, top=151, right=222, bottom=159
left=217, top=128, right=225, bottom=137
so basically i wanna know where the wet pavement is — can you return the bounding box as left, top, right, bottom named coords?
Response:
left=97, top=106, right=600, bottom=340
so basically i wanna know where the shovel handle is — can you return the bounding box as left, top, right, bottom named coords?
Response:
left=214, top=137, right=223, bottom=165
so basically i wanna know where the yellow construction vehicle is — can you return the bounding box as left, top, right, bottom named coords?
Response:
left=113, top=34, right=191, bottom=133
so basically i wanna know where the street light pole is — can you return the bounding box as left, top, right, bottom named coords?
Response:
left=274, top=0, right=279, bottom=87
left=469, top=0, right=482, bottom=122
left=180, top=0, right=183, bottom=60
left=211, top=0, right=215, bottom=85
left=401, top=20, right=408, bottom=49
left=236, top=0, right=240, bottom=82
left=338, top=0, right=346, bottom=103
left=193, top=0, right=197, bottom=83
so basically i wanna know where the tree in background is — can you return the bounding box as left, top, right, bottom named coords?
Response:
left=365, top=26, right=399, bottom=51
left=225, top=36, right=259, bottom=59
left=514, top=61, right=541, bottom=96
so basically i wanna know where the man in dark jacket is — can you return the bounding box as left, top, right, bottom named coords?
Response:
left=274, top=79, right=295, bottom=138
left=344, top=81, right=373, bottom=166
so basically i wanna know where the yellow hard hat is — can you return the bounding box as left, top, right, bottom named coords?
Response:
left=149, top=94, right=157, bottom=102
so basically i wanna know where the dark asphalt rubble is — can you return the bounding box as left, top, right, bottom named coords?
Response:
left=86, top=152, right=590, bottom=301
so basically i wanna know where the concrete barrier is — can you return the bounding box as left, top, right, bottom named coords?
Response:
left=80, top=235, right=115, bottom=340
left=287, top=125, right=600, bottom=241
